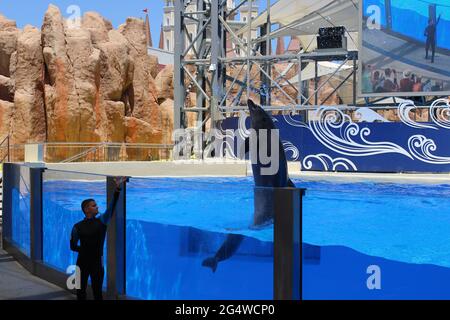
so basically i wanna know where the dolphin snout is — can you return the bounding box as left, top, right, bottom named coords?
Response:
left=247, top=99, right=257, bottom=111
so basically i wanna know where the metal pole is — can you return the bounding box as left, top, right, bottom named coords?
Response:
left=210, top=0, right=224, bottom=131
left=314, top=60, right=318, bottom=106
left=260, top=23, right=268, bottom=106
left=266, top=0, right=271, bottom=106
left=246, top=0, right=252, bottom=100
left=196, top=0, right=207, bottom=160
left=174, top=0, right=186, bottom=131
left=385, top=0, right=393, bottom=30
left=353, top=53, right=357, bottom=106
left=297, top=56, right=302, bottom=104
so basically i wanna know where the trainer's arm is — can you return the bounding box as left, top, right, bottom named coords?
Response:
left=70, top=225, right=81, bottom=252
left=99, top=187, right=122, bottom=225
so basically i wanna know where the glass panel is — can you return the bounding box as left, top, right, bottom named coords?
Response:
left=391, top=0, right=429, bottom=42
left=301, top=179, right=450, bottom=299
left=11, top=166, right=31, bottom=256
left=42, top=170, right=107, bottom=288
left=125, top=177, right=274, bottom=299
left=436, top=4, right=450, bottom=50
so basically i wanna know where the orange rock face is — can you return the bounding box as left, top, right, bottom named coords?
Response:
left=0, top=6, right=168, bottom=161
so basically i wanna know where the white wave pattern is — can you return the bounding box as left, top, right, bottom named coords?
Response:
left=281, top=112, right=309, bottom=129
left=237, top=111, right=251, bottom=140
left=309, top=107, right=414, bottom=159
left=282, top=141, right=300, bottom=161
left=302, top=154, right=357, bottom=171
left=429, top=98, right=450, bottom=129
left=408, top=135, right=450, bottom=164
left=206, top=128, right=237, bottom=158
left=398, top=100, right=437, bottom=130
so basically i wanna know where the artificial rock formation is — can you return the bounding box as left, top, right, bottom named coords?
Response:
left=0, top=6, right=170, bottom=161
left=0, top=15, right=17, bottom=141
left=11, top=25, right=46, bottom=145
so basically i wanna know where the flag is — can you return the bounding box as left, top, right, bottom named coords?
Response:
left=143, top=8, right=148, bottom=13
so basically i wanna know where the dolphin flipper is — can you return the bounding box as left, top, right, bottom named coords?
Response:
left=202, top=257, right=218, bottom=272
left=202, top=234, right=244, bottom=273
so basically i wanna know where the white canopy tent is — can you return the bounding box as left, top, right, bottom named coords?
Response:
left=236, top=0, right=359, bottom=50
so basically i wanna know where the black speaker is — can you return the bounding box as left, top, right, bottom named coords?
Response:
left=317, top=35, right=343, bottom=49
left=317, top=26, right=347, bottom=50
left=318, top=26, right=345, bottom=37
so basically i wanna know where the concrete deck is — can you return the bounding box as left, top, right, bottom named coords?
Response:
left=43, top=161, right=450, bottom=184
left=0, top=217, right=73, bottom=300
left=0, top=249, right=73, bottom=300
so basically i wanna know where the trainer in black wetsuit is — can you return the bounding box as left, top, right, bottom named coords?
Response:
left=70, top=178, right=124, bottom=300
left=425, top=14, right=441, bottom=63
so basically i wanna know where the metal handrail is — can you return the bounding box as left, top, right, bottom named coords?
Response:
left=0, top=135, right=10, bottom=163
left=60, top=145, right=102, bottom=163
left=0, top=141, right=174, bottom=163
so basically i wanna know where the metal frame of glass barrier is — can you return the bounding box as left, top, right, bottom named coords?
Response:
left=106, top=176, right=126, bottom=299
left=2, top=163, right=304, bottom=300
left=2, top=164, right=127, bottom=299
left=272, top=187, right=306, bottom=300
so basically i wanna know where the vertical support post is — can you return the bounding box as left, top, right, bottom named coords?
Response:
left=106, top=176, right=126, bottom=299
left=297, top=56, right=302, bottom=105
left=30, top=167, right=44, bottom=262
left=353, top=53, right=357, bottom=106
left=273, top=187, right=306, bottom=300
left=385, top=0, right=392, bottom=30
left=174, top=0, right=186, bottom=131
left=266, top=0, right=271, bottom=106
left=314, top=60, right=318, bottom=106
left=196, top=0, right=207, bottom=159
left=297, top=55, right=308, bottom=121
left=7, top=135, right=10, bottom=162
left=246, top=0, right=252, bottom=100
left=2, top=163, right=14, bottom=242
left=210, top=0, right=224, bottom=131
left=260, top=23, right=268, bottom=106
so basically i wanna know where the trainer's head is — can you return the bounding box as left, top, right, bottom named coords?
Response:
left=81, top=198, right=99, bottom=219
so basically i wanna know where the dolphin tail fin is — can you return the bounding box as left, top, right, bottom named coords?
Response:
left=202, top=257, right=218, bottom=273
left=288, top=179, right=296, bottom=188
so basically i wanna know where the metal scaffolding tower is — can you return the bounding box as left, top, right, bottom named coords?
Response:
left=173, top=0, right=360, bottom=131
left=174, top=0, right=364, bottom=161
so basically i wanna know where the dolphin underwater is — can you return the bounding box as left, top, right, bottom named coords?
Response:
left=202, top=99, right=296, bottom=272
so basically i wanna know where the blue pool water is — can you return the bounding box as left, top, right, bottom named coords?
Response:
left=39, top=176, right=450, bottom=299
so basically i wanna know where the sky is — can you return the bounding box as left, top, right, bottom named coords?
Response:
left=0, top=0, right=273, bottom=49
left=0, top=0, right=165, bottom=45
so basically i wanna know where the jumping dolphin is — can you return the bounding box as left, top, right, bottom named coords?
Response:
left=202, top=99, right=295, bottom=272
